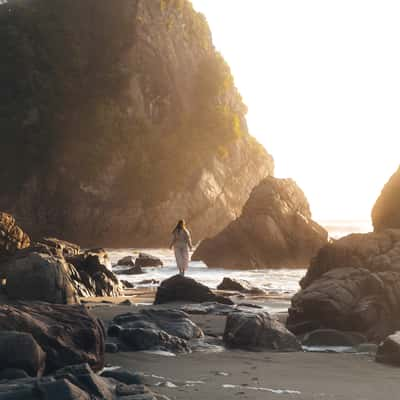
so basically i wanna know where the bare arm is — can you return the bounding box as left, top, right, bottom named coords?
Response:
left=169, top=234, right=176, bottom=250
left=186, top=230, right=193, bottom=251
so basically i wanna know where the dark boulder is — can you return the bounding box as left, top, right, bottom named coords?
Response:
left=288, top=229, right=400, bottom=342
left=0, top=303, right=105, bottom=373
left=192, top=177, right=328, bottom=269
left=100, top=368, right=144, bottom=385
left=300, top=229, right=400, bottom=288
left=112, top=309, right=203, bottom=340
left=121, top=280, right=135, bottom=289
left=105, top=343, right=119, bottom=353
left=372, top=166, right=400, bottom=231
left=119, top=328, right=190, bottom=353
left=135, top=253, right=163, bottom=268
left=0, top=332, right=46, bottom=377
left=0, top=212, right=30, bottom=257
left=301, top=329, right=367, bottom=347
left=224, top=311, right=301, bottom=351
left=117, top=256, right=135, bottom=267
left=36, top=379, right=91, bottom=400
left=376, top=332, right=400, bottom=366
left=0, top=368, right=30, bottom=380
left=154, top=275, right=233, bottom=305
left=115, top=265, right=144, bottom=275
left=6, top=252, right=79, bottom=304
left=288, top=267, right=400, bottom=342
left=55, top=363, right=112, bottom=400
left=67, top=251, right=123, bottom=297
left=109, top=309, right=203, bottom=353
left=217, top=277, right=265, bottom=294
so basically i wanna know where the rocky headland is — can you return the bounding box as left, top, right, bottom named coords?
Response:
left=0, top=0, right=273, bottom=247
left=192, top=177, right=328, bottom=269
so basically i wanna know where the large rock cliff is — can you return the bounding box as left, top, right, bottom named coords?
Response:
left=192, top=177, right=328, bottom=269
left=0, top=0, right=273, bottom=247
left=372, top=166, right=400, bottom=231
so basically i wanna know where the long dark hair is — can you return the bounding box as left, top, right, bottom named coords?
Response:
left=172, top=219, right=185, bottom=233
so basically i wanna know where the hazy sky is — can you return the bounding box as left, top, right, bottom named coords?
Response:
left=191, top=0, right=400, bottom=222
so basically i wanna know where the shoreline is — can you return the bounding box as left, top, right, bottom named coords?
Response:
left=87, top=297, right=399, bottom=400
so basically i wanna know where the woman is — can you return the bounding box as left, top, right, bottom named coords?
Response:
left=169, top=219, right=193, bottom=276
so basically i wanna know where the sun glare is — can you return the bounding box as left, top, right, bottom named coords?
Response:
left=192, top=0, right=400, bottom=223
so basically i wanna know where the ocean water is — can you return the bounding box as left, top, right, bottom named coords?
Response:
left=109, top=220, right=371, bottom=296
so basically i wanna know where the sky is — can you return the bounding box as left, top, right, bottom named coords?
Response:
left=191, top=0, right=400, bottom=222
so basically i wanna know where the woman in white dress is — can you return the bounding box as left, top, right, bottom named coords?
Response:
left=169, top=219, right=193, bottom=276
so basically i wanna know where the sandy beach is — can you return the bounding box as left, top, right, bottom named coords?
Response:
left=87, top=297, right=400, bottom=400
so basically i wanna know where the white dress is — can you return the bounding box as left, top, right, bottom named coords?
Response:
left=172, top=228, right=192, bottom=275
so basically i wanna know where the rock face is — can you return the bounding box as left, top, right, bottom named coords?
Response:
left=154, top=275, right=233, bottom=305
left=0, top=331, right=46, bottom=377
left=372, top=166, right=400, bottom=231
left=0, top=303, right=105, bottom=373
left=223, top=311, right=301, bottom=351
left=0, top=212, right=30, bottom=257
left=193, top=177, right=328, bottom=269
left=0, top=0, right=274, bottom=248
left=288, top=230, right=400, bottom=341
left=6, top=252, right=79, bottom=304
left=1, top=235, right=123, bottom=303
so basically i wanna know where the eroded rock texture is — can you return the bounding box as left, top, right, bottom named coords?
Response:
left=193, top=177, right=328, bottom=269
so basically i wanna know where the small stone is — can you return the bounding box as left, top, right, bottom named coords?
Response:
left=105, top=343, right=119, bottom=353
left=101, top=368, right=144, bottom=385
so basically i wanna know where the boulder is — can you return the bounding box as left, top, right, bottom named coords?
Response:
left=217, top=277, right=265, bottom=294
left=0, top=368, right=30, bottom=380
left=119, top=328, right=190, bottom=353
left=38, top=238, right=81, bottom=258
left=0, top=303, right=105, bottom=373
left=154, top=275, right=233, bottom=305
left=192, top=177, right=328, bottom=269
left=301, top=329, right=367, bottom=347
left=36, top=379, right=91, bottom=400
left=117, top=256, right=135, bottom=266
left=55, top=363, right=112, bottom=400
left=0, top=212, right=30, bottom=257
left=287, top=229, right=400, bottom=341
left=372, top=166, right=400, bottom=231
left=67, top=251, right=123, bottom=297
left=6, top=252, right=79, bottom=304
left=287, top=267, right=400, bottom=342
left=300, top=229, right=400, bottom=288
left=121, top=280, right=135, bottom=289
left=223, top=311, right=301, bottom=351
left=376, top=332, right=400, bottom=366
left=108, top=309, right=203, bottom=353
left=115, top=265, right=144, bottom=275
left=101, top=368, right=144, bottom=385
left=0, top=332, right=46, bottom=377
left=135, top=253, right=163, bottom=268
left=112, top=309, right=203, bottom=340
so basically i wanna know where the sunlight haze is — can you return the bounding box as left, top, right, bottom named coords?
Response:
left=191, top=0, right=400, bottom=223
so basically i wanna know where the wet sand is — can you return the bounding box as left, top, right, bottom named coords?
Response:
left=105, top=350, right=400, bottom=400
left=88, top=295, right=400, bottom=400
